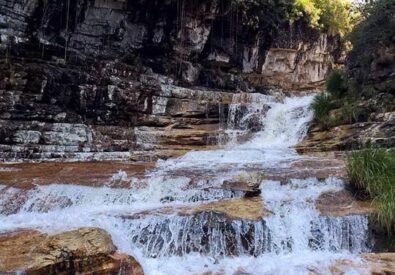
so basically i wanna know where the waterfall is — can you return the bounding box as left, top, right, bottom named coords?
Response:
left=156, top=94, right=314, bottom=171
left=241, top=96, right=314, bottom=148
left=0, top=95, right=372, bottom=274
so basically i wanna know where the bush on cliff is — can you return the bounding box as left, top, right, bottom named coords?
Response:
left=232, top=0, right=295, bottom=32
left=326, top=69, right=347, bottom=97
left=311, top=92, right=333, bottom=129
left=232, top=0, right=353, bottom=37
left=293, top=0, right=354, bottom=36
left=347, top=148, right=395, bottom=234
left=312, top=69, right=359, bottom=129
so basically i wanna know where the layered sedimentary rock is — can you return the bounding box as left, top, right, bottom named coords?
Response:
left=0, top=227, right=144, bottom=274
left=0, top=60, right=236, bottom=160
left=260, top=34, right=339, bottom=90
left=0, top=0, right=342, bottom=160
left=249, top=26, right=342, bottom=90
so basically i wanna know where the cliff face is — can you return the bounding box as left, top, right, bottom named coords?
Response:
left=260, top=34, right=340, bottom=90
left=0, top=0, right=342, bottom=161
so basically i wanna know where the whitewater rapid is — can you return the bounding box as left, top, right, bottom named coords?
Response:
left=0, top=94, right=371, bottom=274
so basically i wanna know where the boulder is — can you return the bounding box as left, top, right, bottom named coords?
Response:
left=0, top=227, right=144, bottom=275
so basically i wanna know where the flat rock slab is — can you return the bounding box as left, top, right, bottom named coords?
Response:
left=121, top=197, right=270, bottom=222
left=316, top=190, right=375, bottom=216
left=0, top=162, right=153, bottom=189
left=0, top=227, right=144, bottom=275
left=179, top=197, right=271, bottom=220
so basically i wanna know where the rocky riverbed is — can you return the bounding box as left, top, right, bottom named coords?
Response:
left=1, top=95, right=393, bottom=274
left=1, top=0, right=394, bottom=273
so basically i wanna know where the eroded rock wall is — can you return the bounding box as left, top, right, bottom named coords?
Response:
left=0, top=0, right=342, bottom=161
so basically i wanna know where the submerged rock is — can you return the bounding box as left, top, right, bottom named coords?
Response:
left=0, top=227, right=144, bottom=275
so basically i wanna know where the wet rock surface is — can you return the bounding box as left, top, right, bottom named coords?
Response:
left=331, top=253, right=395, bottom=274
left=362, top=253, right=395, bottom=274
left=125, top=196, right=270, bottom=222
left=0, top=91, right=388, bottom=273
left=0, top=161, right=152, bottom=188
left=316, top=190, right=374, bottom=217
left=0, top=227, right=144, bottom=275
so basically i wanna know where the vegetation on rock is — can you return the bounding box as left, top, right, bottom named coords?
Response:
left=232, top=0, right=354, bottom=36
left=348, top=0, right=395, bottom=85
left=293, top=0, right=355, bottom=36
left=312, top=0, right=394, bottom=131
left=347, top=148, right=395, bottom=234
left=326, top=69, right=347, bottom=97
left=311, top=92, right=333, bottom=129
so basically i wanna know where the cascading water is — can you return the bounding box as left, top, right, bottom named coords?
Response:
left=0, top=94, right=372, bottom=274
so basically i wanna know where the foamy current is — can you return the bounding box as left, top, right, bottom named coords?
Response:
left=0, top=94, right=371, bottom=274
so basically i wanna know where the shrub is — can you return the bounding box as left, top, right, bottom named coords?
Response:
left=293, top=0, right=321, bottom=28
left=311, top=92, right=333, bottom=128
left=347, top=148, right=395, bottom=234
left=337, top=102, right=367, bottom=124
left=232, top=0, right=354, bottom=37
left=293, top=0, right=354, bottom=36
left=326, top=70, right=347, bottom=97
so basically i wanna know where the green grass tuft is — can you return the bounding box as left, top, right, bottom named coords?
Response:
left=346, top=148, right=395, bottom=234
left=311, top=92, right=333, bottom=129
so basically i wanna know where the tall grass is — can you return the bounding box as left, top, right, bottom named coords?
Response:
left=311, top=92, right=333, bottom=129
left=347, top=148, right=395, bottom=234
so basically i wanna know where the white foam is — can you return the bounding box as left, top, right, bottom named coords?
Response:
left=0, top=95, right=371, bottom=274
left=156, top=95, right=313, bottom=171
left=141, top=252, right=367, bottom=275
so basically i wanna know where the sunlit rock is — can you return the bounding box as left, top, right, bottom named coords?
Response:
left=0, top=228, right=144, bottom=275
left=316, top=190, right=375, bottom=217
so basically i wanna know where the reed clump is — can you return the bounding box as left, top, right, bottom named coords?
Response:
left=346, top=148, right=395, bottom=234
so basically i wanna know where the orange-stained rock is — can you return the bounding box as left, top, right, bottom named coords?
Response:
left=178, top=197, right=271, bottom=221
left=316, top=190, right=375, bottom=217
left=123, top=197, right=270, bottom=222
left=0, top=161, right=153, bottom=189
left=0, top=227, right=144, bottom=275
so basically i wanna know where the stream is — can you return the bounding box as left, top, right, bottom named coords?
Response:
left=0, top=94, right=372, bottom=274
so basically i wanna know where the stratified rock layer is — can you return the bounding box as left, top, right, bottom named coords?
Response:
left=0, top=0, right=342, bottom=161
